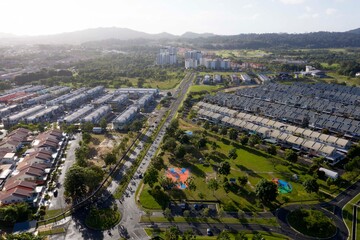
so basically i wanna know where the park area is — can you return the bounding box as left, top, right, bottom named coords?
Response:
left=139, top=119, right=338, bottom=212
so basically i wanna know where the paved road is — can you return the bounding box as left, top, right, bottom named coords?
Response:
left=114, top=72, right=196, bottom=240
left=52, top=73, right=195, bottom=240
left=49, top=133, right=81, bottom=210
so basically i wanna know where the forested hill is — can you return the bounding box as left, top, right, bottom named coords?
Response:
left=82, top=31, right=360, bottom=50
left=179, top=31, right=360, bottom=49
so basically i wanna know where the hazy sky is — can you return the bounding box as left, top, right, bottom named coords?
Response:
left=0, top=0, right=359, bottom=36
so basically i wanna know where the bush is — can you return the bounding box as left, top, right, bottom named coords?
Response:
left=85, top=207, right=121, bottom=230
left=288, top=209, right=336, bottom=238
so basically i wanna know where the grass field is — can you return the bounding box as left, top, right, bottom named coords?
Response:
left=188, top=85, right=223, bottom=93
left=38, top=228, right=65, bottom=236
left=144, top=228, right=290, bottom=240
left=44, top=209, right=64, bottom=219
left=140, top=216, right=279, bottom=226
left=213, top=50, right=272, bottom=60
left=139, top=120, right=328, bottom=212
left=343, top=193, right=360, bottom=240
left=322, top=72, right=360, bottom=86
left=85, top=207, right=121, bottom=230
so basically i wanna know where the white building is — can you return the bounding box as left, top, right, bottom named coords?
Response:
left=156, top=47, right=177, bottom=65
left=199, top=58, right=231, bottom=70
left=185, top=59, right=198, bottom=69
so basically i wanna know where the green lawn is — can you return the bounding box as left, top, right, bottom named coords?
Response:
left=343, top=193, right=360, bottom=240
left=85, top=207, right=121, bottom=230
left=213, top=50, right=272, bottom=60
left=44, top=209, right=64, bottom=219
left=322, top=72, right=360, bottom=86
left=38, top=228, right=65, bottom=236
left=139, top=120, right=338, bottom=213
left=189, top=85, right=222, bottom=93
left=140, top=216, right=279, bottom=226
left=144, top=228, right=290, bottom=240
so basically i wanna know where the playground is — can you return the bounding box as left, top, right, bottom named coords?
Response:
left=166, top=168, right=190, bottom=189
left=272, top=178, right=293, bottom=194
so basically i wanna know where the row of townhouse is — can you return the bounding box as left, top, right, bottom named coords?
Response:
left=61, top=105, right=95, bottom=124
left=0, top=129, right=65, bottom=206
left=112, top=106, right=139, bottom=130
left=196, top=102, right=351, bottom=151
left=237, top=84, right=360, bottom=119
left=195, top=102, right=350, bottom=165
left=205, top=92, right=360, bottom=138
left=82, top=105, right=112, bottom=124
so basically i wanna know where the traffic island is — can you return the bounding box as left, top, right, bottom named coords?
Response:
left=287, top=208, right=336, bottom=238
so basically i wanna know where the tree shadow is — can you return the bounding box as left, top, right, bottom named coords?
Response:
left=235, top=164, right=262, bottom=178
left=167, top=188, right=187, bottom=200
left=148, top=188, right=170, bottom=210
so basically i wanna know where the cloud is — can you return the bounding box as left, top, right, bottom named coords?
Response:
left=250, top=13, right=260, bottom=20
left=279, top=0, right=305, bottom=4
left=299, top=13, right=319, bottom=19
left=305, top=6, right=312, bottom=12
left=326, top=8, right=338, bottom=15
left=242, top=3, right=254, bottom=9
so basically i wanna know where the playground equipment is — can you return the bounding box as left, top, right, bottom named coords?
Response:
left=272, top=178, right=292, bottom=194
left=166, top=168, right=190, bottom=189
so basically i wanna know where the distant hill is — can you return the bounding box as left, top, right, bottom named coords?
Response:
left=347, top=28, right=360, bottom=34
left=181, top=32, right=216, bottom=39
left=0, top=32, right=17, bottom=39
left=1, top=27, right=360, bottom=48
left=0, top=27, right=217, bottom=45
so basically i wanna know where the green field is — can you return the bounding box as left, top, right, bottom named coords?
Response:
left=85, top=207, right=121, bottom=230
left=139, top=120, right=330, bottom=212
left=343, top=193, right=360, bottom=240
left=144, top=228, right=290, bottom=240
left=214, top=50, right=272, bottom=60
left=140, top=216, right=279, bottom=226
left=188, top=85, right=223, bottom=93
left=322, top=72, right=360, bottom=86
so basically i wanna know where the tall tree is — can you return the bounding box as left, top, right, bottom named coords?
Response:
left=64, top=165, right=88, bottom=199
left=284, top=149, right=298, bottom=163
left=143, top=167, right=159, bottom=188
left=255, top=179, right=278, bottom=203
left=218, top=161, right=231, bottom=175
left=303, top=178, right=319, bottom=194
left=165, top=226, right=180, bottom=240
left=208, top=179, right=219, bottom=195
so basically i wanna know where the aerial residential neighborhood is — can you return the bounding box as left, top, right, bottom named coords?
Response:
left=0, top=1, right=360, bottom=240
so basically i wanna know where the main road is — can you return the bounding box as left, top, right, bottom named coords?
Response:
left=114, top=72, right=196, bottom=240
left=52, top=72, right=196, bottom=240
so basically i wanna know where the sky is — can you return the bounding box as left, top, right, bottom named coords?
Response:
left=0, top=0, right=359, bottom=36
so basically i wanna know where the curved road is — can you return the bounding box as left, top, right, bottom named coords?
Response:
left=52, top=73, right=359, bottom=240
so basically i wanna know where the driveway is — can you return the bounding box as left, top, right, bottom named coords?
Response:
left=49, top=133, right=82, bottom=210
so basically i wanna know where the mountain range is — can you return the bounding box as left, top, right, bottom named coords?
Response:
left=0, top=27, right=358, bottom=45
left=0, top=27, right=216, bottom=45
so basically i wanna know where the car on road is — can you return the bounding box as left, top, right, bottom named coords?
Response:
left=207, top=228, right=213, bottom=236
left=138, top=174, right=143, bottom=179
left=53, top=189, right=58, bottom=197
